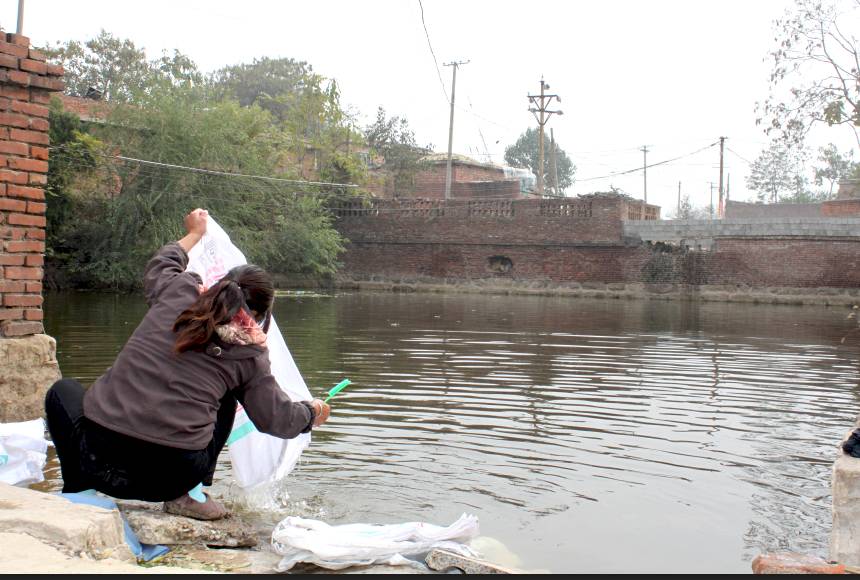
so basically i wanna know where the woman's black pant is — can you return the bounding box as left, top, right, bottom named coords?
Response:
left=44, top=378, right=235, bottom=502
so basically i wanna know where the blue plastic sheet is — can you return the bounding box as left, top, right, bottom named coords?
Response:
left=59, top=491, right=170, bottom=562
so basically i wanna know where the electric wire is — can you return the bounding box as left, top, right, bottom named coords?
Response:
left=49, top=139, right=729, bottom=207
left=575, top=141, right=720, bottom=183
left=726, top=147, right=754, bottom=165
left=417, top=0, right=450, bottom=105
left=48, top=151, right=575, bottom=210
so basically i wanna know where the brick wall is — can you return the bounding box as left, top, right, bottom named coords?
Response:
left=724, top=200, right=823, bottom=218
left=837, top=180, right=860, bottom=200
left=56, top=94, right=110, bottom=123
left=452, top=163, right=505, bottom=182
left=706, top=238, right=860, bottom=287
left=822, top=199, right=860, bottom=217
left=410, top=160, right=514, bottom=199
left=451, top=180, right=521, bottom=199
left=333, top=196, right=860, bottom=289
left=725, top=198, right=860, bottom=219
left=624, top=217, right=860, bottom=243
left=411, top=165, right=445, bottom=199
left=0, top=33, right=63, bottom=337
left=339, top=234, right=860, bottom=289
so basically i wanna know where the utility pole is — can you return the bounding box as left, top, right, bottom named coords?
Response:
left=718, top=136, right=726, bottom=218
left=444, top=60, right=469, bottom=200
left=550, top=128, right=560, bottom=197
left=677, top=181, right=682, bottom=218
left=640, top=146, right=650, bottom=203
left=528, top=77, right=563, bottom=196
left=709, top=182, right=716, bottom=219
left=16, top=0, right=24, bottom=35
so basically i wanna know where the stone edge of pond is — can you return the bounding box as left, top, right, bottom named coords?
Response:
left=0, top=481, right=205, bottom=574
left=0, top=483, right=511, bottom=574
left=335, top=279, right=860, bottom=307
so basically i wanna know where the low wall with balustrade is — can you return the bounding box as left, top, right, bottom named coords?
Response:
left=331, top=197, right=628, bottom=246
left=329, top=195, right=860, bottom=291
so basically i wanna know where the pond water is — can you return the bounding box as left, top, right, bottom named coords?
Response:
left=40, top=291, right=860, bottom=573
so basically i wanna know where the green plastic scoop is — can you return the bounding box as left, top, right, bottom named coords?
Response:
left=323, top=379, right=351, bottom=403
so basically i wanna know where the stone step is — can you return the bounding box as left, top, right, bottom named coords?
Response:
left=0, top=482, right=132, bottom=561
left=752, top=553, right=848, bottom=574
left=425, top=548, right=519, bottom=574
left=117, top=500, right=258, bottom=548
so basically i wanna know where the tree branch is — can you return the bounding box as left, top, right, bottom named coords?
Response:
left=821, top=21, right=860, bottom=111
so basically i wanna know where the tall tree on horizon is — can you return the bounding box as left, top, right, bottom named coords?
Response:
left=746, top=140, right=813, bottom=203
left=504, top=127, right=576, bottom=194
left=758, top=0, right=860, bottom=148
left=42, top=30, right=201, bottom=102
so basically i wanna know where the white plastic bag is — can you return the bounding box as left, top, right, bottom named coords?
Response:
left=185, top=218, right=312, bottom=489
left=0, top=418, right=49, bottom=486
left=271, top=513, right=480, bottom=571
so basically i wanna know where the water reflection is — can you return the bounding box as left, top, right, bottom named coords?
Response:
left=43, top=291, right=860, bottom=573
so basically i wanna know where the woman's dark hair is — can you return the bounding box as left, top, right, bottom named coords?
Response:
left=173, top=264, right=274, bottom=354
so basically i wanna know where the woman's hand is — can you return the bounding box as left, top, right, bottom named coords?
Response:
left=310, top=399, right=331, bottom=428
left=177, top=208, right=208, bottom=254
left=184, top=208, right=208, bottom=237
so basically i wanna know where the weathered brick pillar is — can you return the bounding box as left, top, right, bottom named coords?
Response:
left=0, top=32, right=63, bottom=422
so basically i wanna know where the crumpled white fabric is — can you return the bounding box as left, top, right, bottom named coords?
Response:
left=271, top=513, right=480, bottom=571
left=0, top=418, right=49, bottom=486
left=185, top=217, right=312, bottom=490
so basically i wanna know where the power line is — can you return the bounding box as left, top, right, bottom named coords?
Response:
left=468, top=97, right=491, bottom=160
left=48, top=145, right=359, bottom=189
left=575, top=141, right=720, bottom=183
left=417, top=0, right=449, bottom=104
left=726, top=147, right=753, bottom=165
left=50, top=150, right=572, bottom=206
left=111, top=154, right=359, bottom=188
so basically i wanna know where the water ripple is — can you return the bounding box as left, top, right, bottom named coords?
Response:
left=42, top=292, right=860, bottom=574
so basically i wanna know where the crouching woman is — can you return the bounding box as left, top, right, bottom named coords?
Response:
left=44, top=208, right=330, bottom=520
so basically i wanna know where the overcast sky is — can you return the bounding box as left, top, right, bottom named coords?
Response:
left=3, top=0, right=857, bottom=213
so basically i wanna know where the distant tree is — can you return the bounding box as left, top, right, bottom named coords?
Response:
left=746, top=140, right=812, bottom=203
left=670, top=194, right=711, bottom=220
left=504, top=127, right=575, bottom=194
left=364, top=107, right=431, bottom=194
left=813, top=143, right=858, bottom=197
left=210, top=57, right=365, bottom=184
left=209, top=57, right=316, bottom=121
left=42, top=30, right=201, bottom=102
left=758, top=0, right=860, bottom=147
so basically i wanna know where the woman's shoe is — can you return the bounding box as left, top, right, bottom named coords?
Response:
left=163, top=492, right=229, bottom=520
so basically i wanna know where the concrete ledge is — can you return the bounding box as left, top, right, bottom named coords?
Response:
left=752, top=552, right=847, bottom=574
left=832, top=422, right=860, bottom=567
left=426, top=549, right=518, bottom=574
left=0, top=482, right=132, bottom=561
left=0, top=532, right=199, bottom=574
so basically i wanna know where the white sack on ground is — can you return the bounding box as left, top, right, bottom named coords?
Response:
left=0, top=418, right=49, bottom=486
left=185, top=217, right=312, bottom=490
left=271, top=513, right=480, bottom=571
